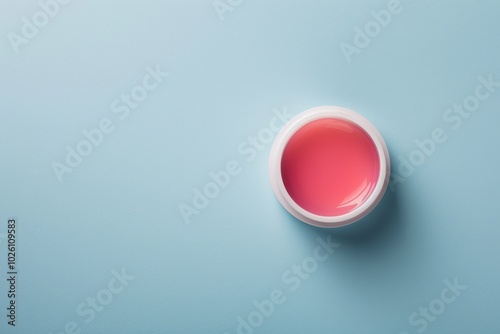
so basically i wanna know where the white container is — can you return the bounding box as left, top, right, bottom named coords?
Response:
left=269, top=106, right=390, bottom=228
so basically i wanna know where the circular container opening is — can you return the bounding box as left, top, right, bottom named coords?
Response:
left=280, top=118, right=380, bottom=217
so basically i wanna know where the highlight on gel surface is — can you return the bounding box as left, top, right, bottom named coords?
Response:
left=280, top=118, right=380, bottom=216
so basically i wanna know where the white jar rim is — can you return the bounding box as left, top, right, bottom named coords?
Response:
left=269, top=106, right=390, bottom=228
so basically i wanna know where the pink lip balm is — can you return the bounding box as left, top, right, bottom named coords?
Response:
left=269, top=106, right=390, bottom=228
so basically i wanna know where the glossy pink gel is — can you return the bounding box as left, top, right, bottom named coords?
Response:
left=281, top=118, right=380, bottom=216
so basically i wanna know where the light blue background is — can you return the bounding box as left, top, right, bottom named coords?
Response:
left=1, top=0, right=499, bottom=333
